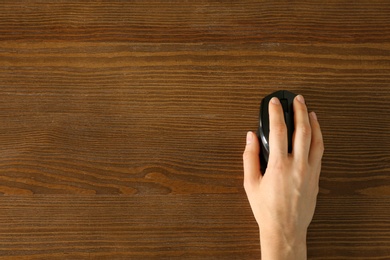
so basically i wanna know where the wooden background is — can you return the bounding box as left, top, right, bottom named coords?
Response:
left=0, top=1, right=389, bottom=259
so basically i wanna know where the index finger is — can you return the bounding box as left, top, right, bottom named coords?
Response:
left=268, top=97, right=288, bottom=162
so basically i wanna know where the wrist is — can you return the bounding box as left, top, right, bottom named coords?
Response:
left=259, top=227, right=307, bottom=260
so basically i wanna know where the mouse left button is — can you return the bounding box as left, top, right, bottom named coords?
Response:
left=280, top=98, right=288, bottom=112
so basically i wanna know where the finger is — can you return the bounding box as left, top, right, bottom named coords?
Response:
left=308, top=112, right=324, bottom=167
left=268, top=97, right=288, bottom=162
left=243, top=131, right=261, bottom=191
left=292, top=95, right=311, bottom=160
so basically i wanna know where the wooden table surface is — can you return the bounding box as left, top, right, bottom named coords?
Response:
left=0, top=1, right=389, bottom=259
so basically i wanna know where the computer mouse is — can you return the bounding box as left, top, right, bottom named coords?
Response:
left=257, top=90, right=297, bottom=174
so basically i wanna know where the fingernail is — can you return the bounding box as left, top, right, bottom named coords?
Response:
left=310, top=111, right=318, bottom=121
left=246, top=131, right=253, bottom=144
left=297, top=95, right=305, bottom=104
left=271, top=97, right=280, bottom=105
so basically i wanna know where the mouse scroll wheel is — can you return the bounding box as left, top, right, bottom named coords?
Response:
left=280, top=98, right=289, bottom=112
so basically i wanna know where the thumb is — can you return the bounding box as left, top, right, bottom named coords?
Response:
left=243, top=131, right=262, bottom=192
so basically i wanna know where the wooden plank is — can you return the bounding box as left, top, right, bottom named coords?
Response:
left=0, top=195, right=388, bottom=259
left=0, top=1, right=389, bottom=259
left=0, top=42, right=389, bottom=196
left=0, top=1, right=389, bottom=43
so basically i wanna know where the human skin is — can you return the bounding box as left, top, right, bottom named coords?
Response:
left=243, top=95, right=324, bottom=260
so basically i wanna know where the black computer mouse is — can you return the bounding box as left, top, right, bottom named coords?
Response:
left=257, top=90, right=297, bottom=174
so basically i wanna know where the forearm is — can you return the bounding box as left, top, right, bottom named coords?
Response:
left=260, top=227, right=307, bottom=260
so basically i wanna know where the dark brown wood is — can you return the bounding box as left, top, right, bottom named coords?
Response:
left=0, top=195, right=388, bottom=259
left=0, top=1, right=389, bottom=259
left=0, top=1, right=390, bottom=44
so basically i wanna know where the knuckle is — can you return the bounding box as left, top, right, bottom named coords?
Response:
left=268, top=158, right=286, bottom=172
left=299, top=123, right=312, bottom=137
left=314, top=186, right=319, bottom=197
left=314, top=138, right=325, bottom=155
left=297, top=161, right=309, bottom=173
left=243, top=178, right=251, bottom=191
left=271, top=122, right=287, bottom=137
left=318, top=141, right=325, bottom=155
left=242, top=150, right=252, bottom=161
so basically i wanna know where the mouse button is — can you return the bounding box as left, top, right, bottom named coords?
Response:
left=280, top=98, right=288, bottom=112
left=282, top=90, right=297, bottom=103
left=272, top=90, right=285, bottom=99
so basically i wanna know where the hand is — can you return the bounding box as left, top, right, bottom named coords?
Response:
left=243, top=95, right=324, bottom=260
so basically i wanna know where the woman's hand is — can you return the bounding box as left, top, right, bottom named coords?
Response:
left=243, top=95, right=324, bottom=260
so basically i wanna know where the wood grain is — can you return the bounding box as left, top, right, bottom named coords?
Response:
left=0, top=42, right=388, bottom=196
left=0, top=195, right=389, bottom=259
left=0, top=1, right=389, bottom=44
left=0, top=0, right=389, bottom=259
